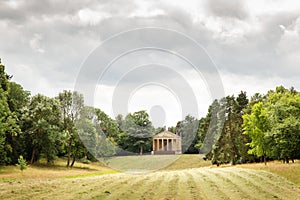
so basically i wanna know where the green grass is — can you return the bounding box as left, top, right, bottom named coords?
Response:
left=65, top=171, right=118, bottom=178
left=1, top=166, right=299, bottom=200
left=1, top=156, right=300, bottom=199
left=162, top=154, right=211, bottom=170
left=99, top=155, right=181, bottom=172
left=99, top=154, right=211, bottom=172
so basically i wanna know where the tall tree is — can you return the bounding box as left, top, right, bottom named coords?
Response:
left=22, top=94, right=62, bottom=164
left=57, top=90, right=84, bottom=167
left=242, top=102, right=270, bottom=165
left=266, top=87, right=300, bottom=163
left=6, top=82, right=30, bottom=163
left=120, top=111, right=154, bottom=155
left=211, top=92, right=249, bottom=165
left=197, top=99, right=225, bottom=158
left=177, top=115, right=199, bottom=153
left=0, top=60, right=20, bottom=165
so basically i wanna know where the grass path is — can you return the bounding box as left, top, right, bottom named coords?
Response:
left=1, top=166, right=300, bottom=200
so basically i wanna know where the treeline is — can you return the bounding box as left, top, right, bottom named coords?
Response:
left=1, top=59, right=300, bottom=166
left=0, top=60, right=161, bottom=166
left=195, top=87, right=300, bottom=165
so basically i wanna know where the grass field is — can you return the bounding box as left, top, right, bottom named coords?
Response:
left=238, top=160, right=300, bottom=185
left=99, top=154, right=210, bottom=172
left=0, top=158, right=117, bottom=180
left=1, top=155, right=300, bottom=200
left=99, top=155, right=181, bottom=172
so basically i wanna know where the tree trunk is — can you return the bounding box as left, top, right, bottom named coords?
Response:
left=70, top=148, right=78, bottom=167
left=140, top=144, right=143, bottom=155
left=66, top=138, right=72, bottom=167
left=228, top=117, right=236, bottom=166
left=70, top=156, right=76, bottom=167
left=285, top=158, right=289, bottom=164
left=30, top=148, right=36, bottom=164
left=264, top=155, right=267, bottom=166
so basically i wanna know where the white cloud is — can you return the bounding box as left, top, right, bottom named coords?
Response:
left=5, top=0, right=21, bottom=9
left=129, top=8, right=165, bottom=18
left=29, top=33, right=45, bottom=53
left=276, top=17, right=300, bottom=54
left=221, top=71, right=300, bottom=97
left=78, top=8, right=110, bottom=26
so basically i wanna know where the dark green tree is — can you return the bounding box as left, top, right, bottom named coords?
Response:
left=22, top=94, right=62, bottom=164
left=0, top=60, right=21, bottom=165
left=266, top=87, right=300, bottom=163
left=177, top=115, right=199, bottom=153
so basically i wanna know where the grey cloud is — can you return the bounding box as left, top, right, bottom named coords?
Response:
left=206, top=11, right=300, bottom=79
left=206, top=0, right=248, bottom=19
left=1, top=0, right=300, bottom=101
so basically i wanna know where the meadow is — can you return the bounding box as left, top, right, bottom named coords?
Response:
left=1, top=155, right=300, bottom=200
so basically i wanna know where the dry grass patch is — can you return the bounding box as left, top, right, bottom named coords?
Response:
left=0, top=158, right=117, bottom=180
left=238, top=160, right=300, bottom=185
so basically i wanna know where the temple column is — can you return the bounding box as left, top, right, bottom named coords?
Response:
left=167, top=139, right=169, bottom=151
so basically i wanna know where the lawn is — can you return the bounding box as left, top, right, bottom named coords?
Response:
left=1, top=156, right=300, bottom=200
left=0, top=158, right=117, bottom=180
left=238, top=160, right=300, bottom=185
left=99, top=154, right=180, bottom=173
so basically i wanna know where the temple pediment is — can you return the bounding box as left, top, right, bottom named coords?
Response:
left=153, top=130, right=181, bottom=138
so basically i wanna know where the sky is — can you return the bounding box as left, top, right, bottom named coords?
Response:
left=1, top=0, right=300, bottom=127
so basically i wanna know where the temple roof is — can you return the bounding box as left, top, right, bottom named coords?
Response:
left=153, top=130, right=181, bottom=138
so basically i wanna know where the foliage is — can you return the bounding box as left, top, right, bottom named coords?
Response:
left=0, top=61, right=21, bottom=165
left=177, top=115, right=199, bottom=153
left=57, top=90, right=84, bottom=167
left=243, top=86, right=300, bottom=163
left=204, top=92, right=250, bottom=165
left=17, top=155, right=27, bottom=171
left=116, top=111, right=154, bottom=155
left=243, top=102, right=270, bottom=162
left=265, top=87, right=300, bottom=162
left=0, top=58, right=299, bottom=167
left=21, top=94, right=63, bottom=164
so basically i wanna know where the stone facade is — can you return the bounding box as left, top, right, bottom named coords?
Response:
left=153, top=130, right=182, bottom=155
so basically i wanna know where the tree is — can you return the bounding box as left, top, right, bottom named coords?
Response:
left=197, top=99, right=224, bottom=158
left=266, top=87, right=300, bottom=163
left=76, top=117, right=97, bottom=160
left=119, top=111, right=154, bottom=155
left=7, top=82, right=30, bottom=117
left=242, top=102, right=270, bottom=165
left=6, top=82, right=30, bottom=164
left=177, top=115, right=199, bottom=153
left=17, top=155, right=27, bottom=172
left=0, top=60, right=21, bottom=165
left=131, top=111, right=154, bottom=155
left=210, top=92, right=249, bottom=165
left=57, top=90, right=84, bottom=167
left=22, top=94, right=62, bottom=164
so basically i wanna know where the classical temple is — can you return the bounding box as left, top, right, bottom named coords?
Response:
left=152, top=130, right=182, bottom=155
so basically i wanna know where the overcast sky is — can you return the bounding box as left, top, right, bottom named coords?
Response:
left=1, top=0, right=300, bottom=127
